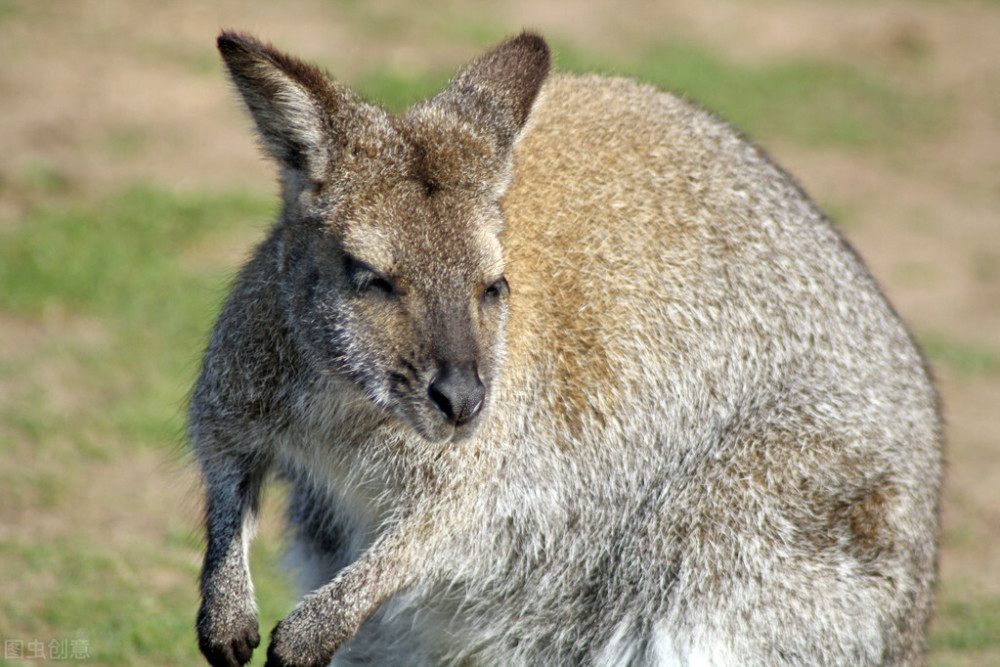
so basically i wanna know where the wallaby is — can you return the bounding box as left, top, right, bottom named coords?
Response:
left=189, top=30, right=943, bottom=667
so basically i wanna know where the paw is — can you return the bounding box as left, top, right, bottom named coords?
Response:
left=197, top=601, right=260, bottom=667
left=264, top=604, right=347, bottom=667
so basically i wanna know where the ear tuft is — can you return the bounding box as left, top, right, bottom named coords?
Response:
left=217, top=30, right=354, bottom=184
left=462, top=31, right=551, bottom=131
left=434, top=31, right=552, bottom=153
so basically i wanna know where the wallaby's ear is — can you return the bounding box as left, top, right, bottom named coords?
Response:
left=433, top=32, right=551, bottom=154
left=217, top=31, right=357, bottom=185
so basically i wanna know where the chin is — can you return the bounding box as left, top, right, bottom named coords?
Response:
left=409, top=413, right=483, bottom=445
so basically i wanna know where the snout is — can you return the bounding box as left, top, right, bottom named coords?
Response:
left=428, top=362, right=486, bottom=427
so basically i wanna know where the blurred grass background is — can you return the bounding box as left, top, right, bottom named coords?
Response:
left=1, top=0, right=998, bottom=664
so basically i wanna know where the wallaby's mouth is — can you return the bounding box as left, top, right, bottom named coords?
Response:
left=400, top=393, right=488, bottom=445
left=415, top=409, right=486, bottom=444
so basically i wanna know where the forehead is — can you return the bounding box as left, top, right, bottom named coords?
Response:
left=333, top=105, right=494, bottom=195
left=322, top=110, right=505, bottom=276
left=335, top=181, right=505, bottom=279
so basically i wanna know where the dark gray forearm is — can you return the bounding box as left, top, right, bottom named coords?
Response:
left=197, top=451, right=272, bottom=667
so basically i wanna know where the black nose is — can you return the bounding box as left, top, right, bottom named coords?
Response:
left=428, top=363, right=486, bottom=427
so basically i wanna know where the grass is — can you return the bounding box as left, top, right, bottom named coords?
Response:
left=920, top=332, right=1000, bottom=380
left=346, top=37, right=943, bottom=148
left=0, top=527, right=291, bottom=664
left=933, top=596, right=1000, bottom=653
left=0, top=186, right=268, bottom=318
left=0, top=536, right=194, bottom=662
left=0, top=186, right=292, bottom=664
left=615, top=44, right=941, bottom=147
left=353, top=67, right=451, bottom=111
left=932, top=580, right=1000, bottom=666
left=0, top=186, right=276, bottom=451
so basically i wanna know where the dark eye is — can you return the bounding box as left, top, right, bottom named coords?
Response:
left=482, top=276, right=509, bottom=302
left=344, top=255, right=397, bottom=297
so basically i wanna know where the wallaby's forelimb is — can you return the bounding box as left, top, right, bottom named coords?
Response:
left=265, top=527, right=417, bottom=667
left=197, top=453, right=270, bottom=667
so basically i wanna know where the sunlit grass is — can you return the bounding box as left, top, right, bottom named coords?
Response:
left=348, top=37, right=943, bottom=148
left=581, top=43, right=942, bottom=147
left=932, top=580, right=1000, bottom=666
left=919, top=332, right=1000, bottom=380
left=0, top=186, right=291, bottom=664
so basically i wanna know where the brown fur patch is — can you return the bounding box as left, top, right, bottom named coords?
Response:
left=833, top=480, right=898, bottom=560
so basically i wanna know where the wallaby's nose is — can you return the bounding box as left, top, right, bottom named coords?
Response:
left=428, top=363, right=486, bottom=427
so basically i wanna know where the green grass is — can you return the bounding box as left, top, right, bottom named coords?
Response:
left=616, top=44, right=941, bottom=147
left=354, top=67, right=451, bottom=112
left=0, top=186, right=269, bottom=318
left=0, top=186, right=275, bottom=445
left=0, top=186, right=292, bottom=664
left=0, top=536, right=194, bottom=662
left=331, top=0, right=941, bottom=151
left=0, top=529, right=290, bottom=664
left=919, top=332, right=1000, bottom=379
left=349, top=37, right=942, bottom=148
left=933, top=598, right=1000, bottom=652
left=0, top=0, right=21, bottom=20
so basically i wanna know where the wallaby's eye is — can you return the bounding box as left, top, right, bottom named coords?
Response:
left=482, top=276, right=509, bottom=303
left=344, top=255, right=397, bottom=297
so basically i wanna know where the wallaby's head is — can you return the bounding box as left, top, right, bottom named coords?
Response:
left=218, top=31, right=550, bottom=443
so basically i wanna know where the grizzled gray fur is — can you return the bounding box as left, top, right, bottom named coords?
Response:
left=189, top=30, right=943, bottom=667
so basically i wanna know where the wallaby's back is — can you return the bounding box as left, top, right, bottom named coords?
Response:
left=427, top=72, right=943, bottom=665
left=190, top=33, right=942, bottom=667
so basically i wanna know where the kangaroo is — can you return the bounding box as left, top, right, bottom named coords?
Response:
left=189, top=30, right=943, bottom=667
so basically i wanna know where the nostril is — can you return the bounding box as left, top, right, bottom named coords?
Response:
left=428, top=376, right=455, bottom=422
left=462, top=384, right=485, bottom=424
left=428, top=364, right=486, bottom=427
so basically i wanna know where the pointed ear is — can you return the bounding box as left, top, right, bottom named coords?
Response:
left=217, top=31, right=355, bottom=185
left=434, top=32, right=551, bottom=154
